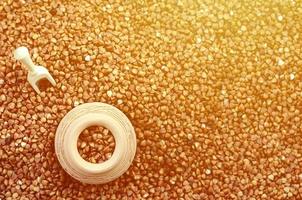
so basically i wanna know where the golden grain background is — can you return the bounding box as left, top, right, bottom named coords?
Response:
left=1, top=0, right=302, bottom=199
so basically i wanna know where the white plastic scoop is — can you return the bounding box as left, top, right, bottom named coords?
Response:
left=14, top=46, right=56, bottom=94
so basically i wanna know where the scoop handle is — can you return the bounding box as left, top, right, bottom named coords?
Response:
left=14, top=47, right=36, bottom=72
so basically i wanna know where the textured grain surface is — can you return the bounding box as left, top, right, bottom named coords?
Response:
left=1, top=0, right=302, bottom=199
left=77, top=125, right=115, bottom=164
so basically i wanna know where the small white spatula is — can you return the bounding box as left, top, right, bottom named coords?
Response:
left=14, top=46, right=56, bottom=94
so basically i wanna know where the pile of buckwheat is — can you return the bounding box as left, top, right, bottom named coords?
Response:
left=1, top=0, right=302, bottom=199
